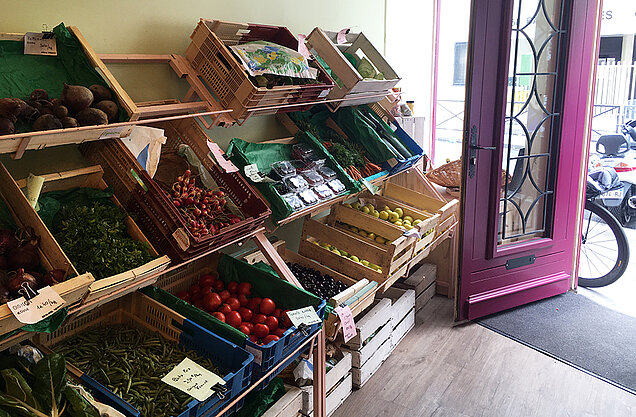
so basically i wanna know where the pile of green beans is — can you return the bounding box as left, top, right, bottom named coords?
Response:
left=54, top=323, right=225, bottom=417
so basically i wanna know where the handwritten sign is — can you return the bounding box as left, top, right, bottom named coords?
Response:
left=286, top=306, right=321, bottom=328
left=24, top=32, right=57, bottom=56
left=244, top=164, right=275, bottom=183
left=333, top=305, right=356, bottom=343
left=207, top=141, right=238, bottom=173
left=172, top=228, right=191, bottom=251
left=161, top=358, right=225, bottom=402
left=99, top=126, right=132, bottom=140
left=7, top=286, right=65, bottom=324
left=336, top=28, right=350, bottom=44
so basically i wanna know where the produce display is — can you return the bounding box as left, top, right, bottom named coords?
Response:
left=0, top=351, right=101, bottom=417
left=0, top=84, right=118, bottom=135
left=294, top=121, right=383, bottom=180
left=312, top=240, right=383, bottom=274
left=285, top=262, right=348, bottom=300
left=52, top=202, right=155, bottom=280
left=344, top=200, right=427, bottom=231
left=0, top=228, right=68, bottom=304
left=54, top=324, right=224, bottom=417
left=165, top=169, right=242, bottom=238
left=176, top=273, right=295, bottom=345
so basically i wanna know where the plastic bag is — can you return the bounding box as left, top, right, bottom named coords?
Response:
left=230, top=41, right=318, bottom=79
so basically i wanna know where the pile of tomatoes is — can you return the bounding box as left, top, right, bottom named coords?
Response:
left=177, top=273, right=295, bottom=346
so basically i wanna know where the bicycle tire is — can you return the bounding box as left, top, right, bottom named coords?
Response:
left=578, top=200, right=629, bottom=287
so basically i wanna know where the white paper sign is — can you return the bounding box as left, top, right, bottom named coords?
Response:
left=207, top=141, right=239, bottom=173
left=245, top=345, right=263, bottom=365
left=333, top=305, right=356, bottom=343
left=286, top=306, right=321, bottom=328
left=24, top=32, right=57, bottom=56
left=244, top=164, right=275, bottom=183
left=161, top=358, right=225, bottom=402
left=7, top=286, right=65, bottom=324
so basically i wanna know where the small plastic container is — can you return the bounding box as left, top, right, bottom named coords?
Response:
left=292, top=143, right=315, bottom=161
left=303, top=154, right=327, bottom=167
left=298, top=189, right=319, bottom=206
left=327, top=179, right=346, bottom=194
left=283, top=175, right=310, bottom=192
left=273, top=181, right=290, bottom=195
left=318, top=166, right=338, bottom=180
left=270, top=161, right=297, bottom=180
left=313, top=184, right=334, bottom=200
left=282, top=193, right=305, bottom=210
left=303, top=170, right=324, bottom=186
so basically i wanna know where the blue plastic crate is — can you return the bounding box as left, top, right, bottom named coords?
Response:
left=42, top=292, right=253, bottom=417
left=377, top=119, right=424, bottom=175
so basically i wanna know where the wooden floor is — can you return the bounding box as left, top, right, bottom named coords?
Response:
left=332, top=296, right=636, bottom=417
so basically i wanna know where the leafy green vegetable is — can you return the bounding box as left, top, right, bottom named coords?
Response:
left=62, top=386, right=99, bottom=417
left=32, top=355, right=66, bottom=414
left=1, top=369, right=40, bottom=410
left=357, top=57, right=377, bottom=79
left=54, top=203, right=156, bottom=280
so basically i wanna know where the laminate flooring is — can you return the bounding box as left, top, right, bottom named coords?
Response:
left=332, top=295, right=636, bottom=417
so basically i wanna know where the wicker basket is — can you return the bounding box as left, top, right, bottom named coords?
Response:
left=426, top=160, right=462, bottom=188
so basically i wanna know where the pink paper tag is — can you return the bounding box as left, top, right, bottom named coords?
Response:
left=207, top=141, right=238, bottom=173
left=337, top=28, right=350, bottom=44
left=297, top=34, right=311, bottom=59
left=334, top=305, right=356, bottom=343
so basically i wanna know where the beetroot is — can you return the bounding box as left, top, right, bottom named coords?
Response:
left=0, top=230, right=18, bottom=255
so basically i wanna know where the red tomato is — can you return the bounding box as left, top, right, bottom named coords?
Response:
left=248, top=334, right=259, bottom=343
left=226, top=311, right=242, bottom=328
left=199, top=274, right=216, bottom=287
left=238, top=282, right=252, bottom=296
left=243, top=322, right=254, bottom=334
left=218, top=304, right=232, bottom=315
left=281, top=310, right=293, bottom=328
left=272, top=308, right=282, bottom=318
left=204, top=293, right=222, bottom=312
left=260, top=298, right=276, bottom=315
left=273, top=327, right=285, bottom=338
left=252, top=314, right=266, bottom=324
left=265, top=316, right=279, bottom=332
left=200, top=285, right=213, bottom=296
left=248, top=297, right=262, bottom=313
left=188, top=284, right=201, bottom=296
left=238, top=294, right=249, bottom=307
left=226, top=297, right=241, bottom=311
left=177, top=291, right=190, bottom=302
left=213, top=280, right=225, bottom=292
left=212, top=312, right=225, bottom=322
left=263, top=335, right=280, bottom=345
left=238, top=324, right=251, bottom=335
left=254, top=323, right=270, bottom=339
left=191, top=295, right=203, bottom=306
left=227, top=281, right=239, bottom=294
left=238, top=307, right=253, bottom=322
left=219, top=290, right=231, bottom=302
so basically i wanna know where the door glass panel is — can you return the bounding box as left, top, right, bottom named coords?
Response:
left=499, top=0, right=568, bottom=245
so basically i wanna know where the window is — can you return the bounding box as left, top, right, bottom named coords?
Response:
left=453, top=42, right=468, bottom=86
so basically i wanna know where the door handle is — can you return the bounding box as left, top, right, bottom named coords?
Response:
left=468, top=125, right=497, bottom=178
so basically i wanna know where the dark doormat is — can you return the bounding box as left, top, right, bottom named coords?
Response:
left=476, top=291, right=636, bottom=395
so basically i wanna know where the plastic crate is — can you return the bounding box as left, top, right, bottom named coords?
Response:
left=185, top=20, right=334, bottom=123
left=80, top=117, right=271, bottom=262
left=37, top=291, right=253, bottom=417
left=305, top=28, right=400, bottom=110
left=148, top=254, right=325, bottom=389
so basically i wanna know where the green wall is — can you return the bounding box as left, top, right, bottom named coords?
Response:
left=2, top=0, right=387, bottom=250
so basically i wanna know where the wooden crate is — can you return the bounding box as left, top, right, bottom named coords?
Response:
left=0, top=163, right=93, bottom=336
left=394, top=263, right=437, bottom=313
left=301, top=352, right=352, bottom=417
left=343, top=298, right=392, bottom=349
left=391, top=309, right=415, bottom=350
left=242, top=241, right=378, bottom=340
left=185, top=20, right=334, bottom=123
left=262, top=385, right=304, bottom=417
left=299, top=218, right=410, bottom=290
left=341, top=319, right=391, bottom=369
left=12, top=165, right=170, bottom=310
left=351, top=336, right=392, bottom=388
left=305, top=28, right=400, bottom=110
left=0, top=27, right=138, bottom=156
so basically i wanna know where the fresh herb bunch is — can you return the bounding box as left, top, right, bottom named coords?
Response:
left=329, top=142, right=365, bottom=168
left=0, top=352, right=99, bottom=417
left=55, top=203, right=155, bottom=280
left=55, top=324, right=224, bottom=417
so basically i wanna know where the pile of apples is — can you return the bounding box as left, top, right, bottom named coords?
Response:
left=177, top=273, right=294, bottom=346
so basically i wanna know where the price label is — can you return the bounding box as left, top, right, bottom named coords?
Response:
left=361, top=178, right=380, bottom=195
left=245, top=345, right=263, bottom=365
left=99, top=126, right=132, bottom=140
left=297, top=34, right=311, bottom=59
left=333, top=305, right=356, bottom=343
left=172, top=228, right=190, bottom=251
left=24, top=32, right=57, bottom=56
left=7, top=286, right=65, bottom=324
left=286, top=306, right=321, bottom=328
left=336, top=28, right=350, bottom=44
left=207, top=141, right=238, bottom=173
left=244, top=164, right=275, bottom=183
left=161, top=358, right=225, bottom=402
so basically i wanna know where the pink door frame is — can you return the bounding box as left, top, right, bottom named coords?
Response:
left=457, top=0, right=601, bottom=320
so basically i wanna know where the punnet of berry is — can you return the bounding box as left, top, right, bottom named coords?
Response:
left=165, top=168, right=243, bottom=239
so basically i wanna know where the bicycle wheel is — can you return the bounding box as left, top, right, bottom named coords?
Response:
left=578, top=200, right=629, bottom=287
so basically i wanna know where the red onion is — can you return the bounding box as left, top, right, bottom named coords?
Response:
left=0, top=230, right=18, bottom=255
left=41, top=269, right=67, bottom=286
left=6, top=269, right=39, bottom=297
left=0, top=286, right=9, bottom=304
left=7, top=240, right=40, bottom=271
